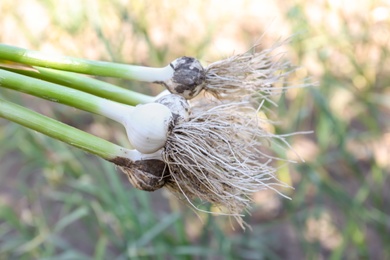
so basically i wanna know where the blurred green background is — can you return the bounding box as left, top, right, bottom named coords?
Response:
left=0, top=0, right=389, bottom=259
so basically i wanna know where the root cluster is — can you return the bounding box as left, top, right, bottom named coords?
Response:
left=205, top=40, right=295, bottom=104
left=163, top=99, right=294, bottom=226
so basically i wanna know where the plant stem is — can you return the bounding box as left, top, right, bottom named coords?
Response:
left=0, top=44, right=174, bottom=82
left=0, top=69, right=133, bottom=124
left=0, top=97, right=130, bottom=161
left=0, top=64, right=154, bottom=106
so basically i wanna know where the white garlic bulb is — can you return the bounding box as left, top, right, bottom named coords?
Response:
left=125, top=103, right=173, bottom=154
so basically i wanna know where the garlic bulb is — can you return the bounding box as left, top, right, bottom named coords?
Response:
left=125, top=103, right=173, bottom=154
left=163, top=56, right=206, bottom=99
left=155, top=94, right=190, bottom=123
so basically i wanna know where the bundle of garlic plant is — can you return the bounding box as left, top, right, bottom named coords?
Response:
left=0, top=40, right=302, bottom=227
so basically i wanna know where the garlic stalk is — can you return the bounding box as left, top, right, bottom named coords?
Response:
left=0, top=44, right=206, bottom=99
left=0, top=69, right=174, bottom=154
left=0, top=44, right=174, bottom=82
left=0, top=97, right=167, bottom=191
left=0, top=65, right=154, bottom=106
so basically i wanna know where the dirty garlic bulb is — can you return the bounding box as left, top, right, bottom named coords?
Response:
left=155, top=93, right=190, bottom=124
left=162, top=57, right=206, bottom=99
left=124, top=103, right=173, bottom=154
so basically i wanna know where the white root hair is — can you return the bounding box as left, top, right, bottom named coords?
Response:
left=204, top=39, right=299, bottom=105
left=163, top=99, right=296, bottom=227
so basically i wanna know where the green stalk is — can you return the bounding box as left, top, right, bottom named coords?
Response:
left=0, top=97, right=130, bottom=161
left=0, top=65, right=154, bottom=106
left=0, top=69, right=133, bottom=124
left=0, top=44, right=174, bottom=82
left=36, top=67, right=155, bottom=105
